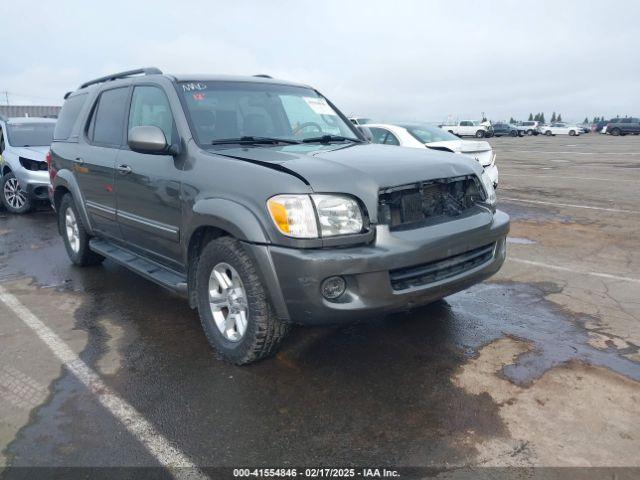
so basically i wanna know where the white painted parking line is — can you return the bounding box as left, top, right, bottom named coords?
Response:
left=0, top=285, right=208, bottom=480
left=500, top=196, right=640, bottom=214
left=500, top=150, right=640, bottom=155
left=509, top=258, right=640, bottom=284
left=500, top=173, right=638, bottom=183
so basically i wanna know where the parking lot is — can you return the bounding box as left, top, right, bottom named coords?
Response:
left=0, top=134, right=639, bottom=475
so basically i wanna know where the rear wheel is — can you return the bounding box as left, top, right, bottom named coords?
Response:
left=510, top=130, right=518, bottom=137
left=59, top=193, right=104, bottom=266
left=475, top=130, right=485, bottom=138
left=545, top=130, right=553, bottom=136
left=611, top=128, right=621, bottom=136
left=527, top=129, right=534, bottom=135
left=1, top=172, right=32, bottom=214
left=196, top=236, right=289, bottom=365
left=569, top=130, right=576, bottom=136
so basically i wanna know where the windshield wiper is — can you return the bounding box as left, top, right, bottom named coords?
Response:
left=301, top=135, right=362, bottom=144
left=210, top=136, right=301, bottom=146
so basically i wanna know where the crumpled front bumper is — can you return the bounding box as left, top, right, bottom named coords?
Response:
left=246, top=209, right=509, bottom=325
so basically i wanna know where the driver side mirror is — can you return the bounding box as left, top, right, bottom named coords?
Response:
left=357, top=125, right=373, bottom=142
left=128, top=126, right=170, bottom=155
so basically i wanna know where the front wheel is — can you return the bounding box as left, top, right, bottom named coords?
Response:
left=475, top=130, right=485, bottom=138
left=610, top=128, right=621, bottom=136
left=569, top=130, right=576, bottom=136
left=1, top=172, right=32, bottom=214
left=545, top=130, right=553, bottom=136
left=59, top=193, right=104, bottom=266
left=196, top=236, right=289, bottom=365
left=510, top=130, right=518, bottom=137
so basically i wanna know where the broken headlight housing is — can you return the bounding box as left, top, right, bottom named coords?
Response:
left=267, top=194, right=364, bottom=239
left=480, top=170, right=497, bottom=207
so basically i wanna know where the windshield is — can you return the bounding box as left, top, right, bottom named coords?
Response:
left=7, top=123, right=55, bottom=147
left=400, top=124, right=459, bottom=143
left=178, top=81, right=359, bottom=146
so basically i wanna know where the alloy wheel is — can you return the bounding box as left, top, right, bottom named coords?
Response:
left=65, top=207, right=81, bottom=253
left=208, top=262, right=248, bottom=342
left=3, top=177, right=27, bottom=209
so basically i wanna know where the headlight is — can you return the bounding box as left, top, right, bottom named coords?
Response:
left=267, top=194, right=364, bottom=238
left=480, top=170, right=497, bottom=206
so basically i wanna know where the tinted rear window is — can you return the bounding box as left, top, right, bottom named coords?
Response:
left=89, top=87, right=129, bottom=146
left=54, top=94, right=88, bottom=141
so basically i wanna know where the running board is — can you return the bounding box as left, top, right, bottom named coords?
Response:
left=89, top=238, right=188, bottom=296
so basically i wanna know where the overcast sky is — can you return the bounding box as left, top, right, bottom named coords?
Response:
left=1, top=0, right=638, bottom=122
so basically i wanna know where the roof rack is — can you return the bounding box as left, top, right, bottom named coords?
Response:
left=253, top=74, right=273, bottom=79
left=79, top=67, right=163, bottom=90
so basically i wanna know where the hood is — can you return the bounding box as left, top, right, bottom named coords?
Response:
left=425, top=140, right=493, bottom=166
left=10, top=146, right=49, bottom=161
left=214, top=143, right=483, bottom=222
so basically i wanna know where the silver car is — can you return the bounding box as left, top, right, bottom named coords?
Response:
left=0, top=116, right=56, bottom=213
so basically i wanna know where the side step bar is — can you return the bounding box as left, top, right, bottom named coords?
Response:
left=89, top=238, right=188, bottom=296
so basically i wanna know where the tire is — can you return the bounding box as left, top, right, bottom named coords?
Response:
left=510, top=130, right=518, bottom=137
left=58, top=193, right=104, bottom=266
left=1, top=172, right=32, bottom=214
left=196, top=236, right=289, bottom=365
left=527, top=129, right=534, bottom=136
left=569, top=130, right=576, bottom=136
left=475, top=130, right=485, bottom=138
left=545, top=130, right=553, bottom=136
left=611, top=128, right=621, bottom=136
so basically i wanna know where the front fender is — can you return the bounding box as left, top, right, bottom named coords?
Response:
left=189, top=197, right=270, bottom=244
left=53, top=170, right=94, bottom=236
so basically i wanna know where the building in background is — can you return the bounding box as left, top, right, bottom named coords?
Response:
left=0, top=105, right=61, bottom=118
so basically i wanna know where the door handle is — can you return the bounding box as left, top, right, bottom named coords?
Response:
left=75, top=157, right=84, bottom=164
left=117, top=164, right=132, bottom=174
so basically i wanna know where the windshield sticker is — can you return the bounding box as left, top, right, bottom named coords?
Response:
left=182, top=82, right=208, bottom=92
left=304, top=97, right=336, bottom=116
left=193, top=93, right=206, bottom=101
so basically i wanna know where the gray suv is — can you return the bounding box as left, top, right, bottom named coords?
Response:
left=50, top=68, right=509, bottom=364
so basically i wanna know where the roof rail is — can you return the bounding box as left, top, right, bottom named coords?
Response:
left=253, top=74, right=273, bottom=79
left=79, top=67, right=163, bottom=90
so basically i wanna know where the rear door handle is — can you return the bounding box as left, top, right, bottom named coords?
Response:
left=117, top=164, right=132, bottom=175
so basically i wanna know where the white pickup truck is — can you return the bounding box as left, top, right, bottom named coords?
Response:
left=440, top=120, right=492, bottom=138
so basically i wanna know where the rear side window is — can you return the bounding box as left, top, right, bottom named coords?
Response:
left=54, top=94, right=88, bottom=141
left=88, top=87, right=129, bottom=146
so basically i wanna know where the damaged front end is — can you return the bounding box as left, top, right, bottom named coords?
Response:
left=377, top=175, right=488, bottom=230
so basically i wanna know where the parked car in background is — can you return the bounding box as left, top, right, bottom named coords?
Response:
left=349, top=117, right=372, bottom=125
left=539, top=122, right=581, bottom=136
left=580, top=124, right=590, bottom=134
left=517, top=121, right=540, bottom=136
left=593, top=120, right=609, bottom=132
left=0, top=116, right=56, bottom=213
left=366, top=123, right=499, bottom=187
left=491, top=122, right=520, bottom=137
left=606, top=118, right=640, bottom=136
left=440, top=120, right=492, bottom=138
left=49, top=68, right=508, bottom=365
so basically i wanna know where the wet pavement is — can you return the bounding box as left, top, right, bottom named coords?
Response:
left=0, top=134, right=639, bottom=475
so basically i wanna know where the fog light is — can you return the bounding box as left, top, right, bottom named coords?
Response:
left=321, top=276, right=346, bottom=300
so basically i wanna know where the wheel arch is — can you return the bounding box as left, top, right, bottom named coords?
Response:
left=52, top=170, right=94, bottom=235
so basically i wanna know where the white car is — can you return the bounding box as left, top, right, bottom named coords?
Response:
left=366, top=123, right=499, bottom=187
left=439, top=120, right=491, bottom=138
left=517, top=121, right=541, bottom=136
left=0, top=116, right=56, bottom=213
left=539, top=122, right=581, bottom=136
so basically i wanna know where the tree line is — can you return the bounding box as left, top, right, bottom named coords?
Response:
left=505, top=114, right=630, bottom=125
